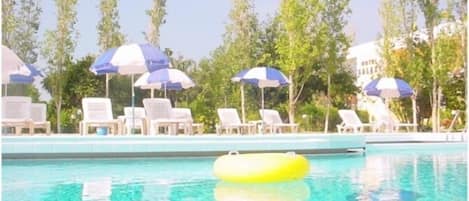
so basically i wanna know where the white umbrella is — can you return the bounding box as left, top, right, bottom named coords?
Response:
left=134, top=68, right=195, bottom=98
left=2, top=45, right=30, bottom=95
left=90, top=43, right=170, bottom=133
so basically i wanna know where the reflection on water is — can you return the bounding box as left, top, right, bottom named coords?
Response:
left=214, top=180, right=310, bottom=201
left=2, top=147, right=466, bottom=201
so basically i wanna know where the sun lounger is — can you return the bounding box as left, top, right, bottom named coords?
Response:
left=259, top=109, right=298, bottom=134
left=80, top=97, right=122, bottom=135
left=216, top=108, right=256, bottom=135
left=172, top=108, right=204, bottom=135
left=389, top=112, right=417, bottom=132
left=1, top=96, right=33, bottom=135
left=337, top=109, right=373, bottom=133
left=143, top=98, right=187, bottom=135
left=30, top=103, right=51, bottom=134
left=122, top=107, right=147, bottom=135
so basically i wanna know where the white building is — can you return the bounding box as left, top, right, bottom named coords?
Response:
left=346, top=22, right=463, bottom=110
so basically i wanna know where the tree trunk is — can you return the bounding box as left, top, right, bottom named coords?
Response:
left=56, top=98, right=61, bottom=133
left=324, top=74, right=331, bottom=133
left=431, top=80, right=438, bottom=133
left=288, top=74, right=295, bottom=124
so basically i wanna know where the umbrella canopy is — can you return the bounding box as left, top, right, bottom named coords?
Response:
left=232, top=67, right=290, bottom=88
left=9, top=64, right=43, bottom=84
left=363, top=77, right=418, bottom=132
left=89, top=43, right=170, bottom=134
left=232, top=67, right=290, bottom=126
left=90, top=43, right=170, bottom=75
left=134, top=68, right=195, bottom=98
left=2, top=45, right=29, bottom=84
left=363, top=77, right=414, bottom=98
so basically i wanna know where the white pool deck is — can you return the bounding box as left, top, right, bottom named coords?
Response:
left=2, top=132, right=466, bottom=159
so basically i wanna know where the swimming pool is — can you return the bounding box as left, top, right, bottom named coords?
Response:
left=2, top=143, right=466, bottom=201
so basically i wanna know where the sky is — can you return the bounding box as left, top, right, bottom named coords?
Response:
left=38, top=0, right=382, bottom=62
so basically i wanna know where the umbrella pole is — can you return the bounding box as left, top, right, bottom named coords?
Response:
left=131, top=74, right=135, bottom=135
left=105, top=74, right=109, bottom=97
left=412, top=94, right=417, bottom=132
left=164, top=85, right=167, bottom=98
left=241, top=84, right=245, bottom=123
left=151, top=89, right=154, bottom=98
left=261, top=87, right=264, bottom=135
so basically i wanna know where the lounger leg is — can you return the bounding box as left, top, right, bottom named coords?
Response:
left=15, top=126, right=21, bottom=135
left=84, top=124, right=88, bottom=135
left=29, top=122, right=33, bottom=135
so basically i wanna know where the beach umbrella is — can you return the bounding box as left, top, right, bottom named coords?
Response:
left=363, top=77, right=417, bottom=131
left=90, top=43, right=170, bottom=133
left=134, top=68, right=195, bottom=98
left=2, top=46, right=30, bottom=84
left=363, top=77, right=413, bottom=98
left=232, top=66, right=290, bottom=124
left=8, top=64, right=43, bottom=84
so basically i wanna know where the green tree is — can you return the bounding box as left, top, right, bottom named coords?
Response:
left=319, top=0, right=352, bottom=132
left=14, top=0, right=41, bottom=64
left=418, top=0, right=441, bottom=132
left=277, top=0, right=324, bottom=123
left=145, top=0, right=166, bottom=47
left=97, top=0, right=126, bottom=97
left=2, top=0, right=16, bottom=48
left=43, top=56, right=104, bottom=132
left=225, top=0, right=260, bottom=122
left=3, top=0, right=42, bottom=100
left=41, top=0, right=78, bottom=133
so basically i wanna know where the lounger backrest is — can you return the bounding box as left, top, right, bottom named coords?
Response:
left=31, top=103, right=47, bottom=122
left=217, top=108, right=241, bottom=125
left=143, top=98, right=173, bottom=120
left=172, top=108, right=193, bottom=122
left=338, top=110, right=362, bottom=126
left=2, top=96, right=31, bottom=119
left=259, top=109, right=283, bottom=124
left=82, top=97, right=113, bottom=121
left=124, top=107, right=146, bottom=119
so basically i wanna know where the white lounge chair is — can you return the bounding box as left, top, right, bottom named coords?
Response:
left=259, top=109, right=298, bottom=134
left=1, top=96, right=33, bottom=135
left=366, top=100, right=395, bottom=132
left=389, top=111, right=417, bottom=132
left=80, top=97, right=122, bottom=135
left=143, top=98, right=187, bottom=135
left=337, top=109, right=373, bottom=133
left=30, top=103, right=51, bottom=134
left=172, top=108, right=204, bottom=135
left=216, top=108, right=256, bottom=135
left=122, top=107, right=147, bottom=135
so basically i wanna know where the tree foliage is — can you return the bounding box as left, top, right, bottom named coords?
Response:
left=2, top=0, right=16, bottom=47
left=41, top=0, right=78, bottom=133
left=277, top=0, right=325, bottom=123
left=145, top=0, right=166, bottom=47
left=97, top=0, right=125, bottom=51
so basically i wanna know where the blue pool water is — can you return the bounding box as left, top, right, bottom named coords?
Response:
left=2, top=143, right=467, bottom=201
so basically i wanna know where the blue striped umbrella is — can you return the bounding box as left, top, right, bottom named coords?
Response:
left=9, top=64, right=43, bottom=84
left=90, top=43, right=169, bottom=75
left=134, top=69, right=195, bottom=98
left=90, top=43, right=170, bottom=97
left=364, top=77, right=414, bottom=98
left=232, top=67, right=290, bottom=88
left=89, top=43, right=170, bottom=134
left=232, top=67, right=290, bottom=124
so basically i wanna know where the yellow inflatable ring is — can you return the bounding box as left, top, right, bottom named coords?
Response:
left=213, top=152, right=309, bottom=183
